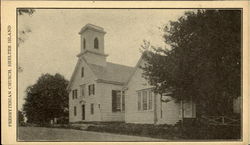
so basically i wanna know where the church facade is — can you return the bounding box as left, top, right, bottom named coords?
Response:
left=67, top=24, right=196, bottom=124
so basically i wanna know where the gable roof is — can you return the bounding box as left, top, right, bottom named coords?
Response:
left=67, top=59, right=134, bottom=91
left=67, top=58, right=95, bottom=91
left=126, top=51, right=151, bottom=85
left=88, top=62, right=134, bottom=85
left=79, top=23, right=106, bottom=34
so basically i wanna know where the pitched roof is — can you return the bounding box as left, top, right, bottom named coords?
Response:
left=79, top=23, right=106, bottom=34
left=88, top=62, right=134, bottom=84
left=125, top=51, right=151, bottom=85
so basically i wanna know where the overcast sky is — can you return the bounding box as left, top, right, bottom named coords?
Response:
left=18, top=9, right=189, bottom=110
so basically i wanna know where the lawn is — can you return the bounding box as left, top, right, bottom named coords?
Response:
left=85, top=122, right=241, bottom=140
left=18, top=121, right=241, bottom=141
left=18, top=126, right=166, bottom=141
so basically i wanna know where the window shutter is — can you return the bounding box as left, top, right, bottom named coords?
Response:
left=74, top=106, right=77, bottom=116
left=122, top=91, right=125, bottom=111
left=143, top=91, right=147, bottom=110
left=112, top=90, right=117, bottom=112
left=91, top=104, right=94, bottom=115
left=93, top=84, right=95, bottom=95
left=88, top=85, right=90, bottom=96
left=138, top=92, right=141, bottom=111
left=148, top=91, right=153, bottom=110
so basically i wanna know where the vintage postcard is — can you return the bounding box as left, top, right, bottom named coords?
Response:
left=1, top=1, right=249, bottom=145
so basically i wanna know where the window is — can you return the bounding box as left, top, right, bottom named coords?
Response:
left=112, top=90, right=125, bottom=112
left=137, top=89, right=153, bottom=111
left=88, top=84, right=95, bottom=96
left=112, top=90, right=121, bottom=112
left=94, top=38, right=99, bottom=49
left=74, top=106, right=77, bottom=116
left=83, top=38, right=86, bottom=49
left=148, top=92, right=153, bottom=110
left=91, top=104, right=94, bottom=115
left=122, top=91, right=125, bottom=111
left=72, top=89, right=78, bottom=99
left=142, top=91, right=147, bottom=110
left=138, top=92, right=141, bottom=111
left=81, top=67, right=84, bottom=78
left=80, top=84, right=85, bottom=97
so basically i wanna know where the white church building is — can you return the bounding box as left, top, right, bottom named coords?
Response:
left=67, top=24, right=196, bottom=125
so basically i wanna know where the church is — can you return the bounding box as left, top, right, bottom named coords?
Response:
left=67, top=24, right=196, bottom=125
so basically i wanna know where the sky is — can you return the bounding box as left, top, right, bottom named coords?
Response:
left=18, top=9, right=189, bottom=110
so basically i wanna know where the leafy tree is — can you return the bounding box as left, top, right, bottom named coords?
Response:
left=23, top=73, right=69, bottom=124
left=141, top=10, right=241, bottom=116
left=18, top=110, right=25, bottom=126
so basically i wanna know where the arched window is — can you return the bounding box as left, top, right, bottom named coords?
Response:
left=83, top=38, right=86, bottom=49
left=81, top=67, right=84, bottom=77
left=94, top=38, right=99, bottom=49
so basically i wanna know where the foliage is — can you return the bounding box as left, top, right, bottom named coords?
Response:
left=18, top=8, right=35, bottom=72
left=17, top=8, right=35, bottom=45
left=141, top=10, right=241, bottom=115
left=18, top=110, right=25, bottom=126
left=23, top=73, right=69, bottom=124
left=18, top=9, right=35, bottom=16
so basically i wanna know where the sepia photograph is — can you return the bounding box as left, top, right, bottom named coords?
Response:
left=16, top=8, right=242, bottom=142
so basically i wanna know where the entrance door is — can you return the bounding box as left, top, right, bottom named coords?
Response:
left=82, top=105, right=85, bottom=120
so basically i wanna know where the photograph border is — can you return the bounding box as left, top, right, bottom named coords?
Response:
left=16, top=7, right=243, bottom=142
left=1, top=1, right=248, bottom=145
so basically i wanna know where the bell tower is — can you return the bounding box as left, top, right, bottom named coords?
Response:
left=77, top=24, right=108, bottom=66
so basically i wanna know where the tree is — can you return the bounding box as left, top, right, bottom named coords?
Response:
left=18, top=110, right=25, bottom=126
left=23, top=73, right=69, bottom=124
left=141, top=10, right=241, bottom=116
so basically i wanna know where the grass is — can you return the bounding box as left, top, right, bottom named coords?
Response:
left=86, top=122, right=179, bottom=139
left=21, top=121, right=241, bottom=140
left=85, top=122, right=241, bottom=140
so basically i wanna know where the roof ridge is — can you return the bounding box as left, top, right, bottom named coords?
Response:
left=107, top=62, right=134, bottom=69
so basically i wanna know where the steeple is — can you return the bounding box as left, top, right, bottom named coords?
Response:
left=77, top=24, right=108, bottom=66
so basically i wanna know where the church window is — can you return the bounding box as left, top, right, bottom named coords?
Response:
left=148, top=92, right=153, bottom=110
left=88, top=84, right=95, bottom=95
left=137, top=89, right=153, bottom=111
left=112, top=90, right=125, bottom=112
left=122, top=91, right=125, bottom=111
left=72, top=89, right=78, bottom=99
left=142, top=91, right=147, bottom=110
left=80, top=84, right=85, bottom=97
left=94, top=38, right=99, bottom=49
left=74, top=106, right=77, bottom=116
left=81, top=67, right=84, bottom=78
left=138, top=92, right=142, bottom=111
left=91, top=104, right=94, bottom=115
left=83, top=38, right=86, bottom=49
